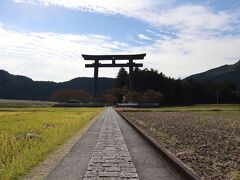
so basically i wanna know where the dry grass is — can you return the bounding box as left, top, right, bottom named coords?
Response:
left=0, top=107, right=102, bottom=179
left=0, top=99, right=56, bottom=108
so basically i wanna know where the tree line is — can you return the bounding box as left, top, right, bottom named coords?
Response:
left=114, top=68, right=240, bottom=105
left=51, top=88, right=162, bottom=104
left=51, top=67, right=240, bottom=105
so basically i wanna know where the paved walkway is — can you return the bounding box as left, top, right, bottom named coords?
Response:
left=46, top=107, right=181, bottom=180
left=45, top=111, right=105, bottom=180
left=84, top=108, right=139, bottom=179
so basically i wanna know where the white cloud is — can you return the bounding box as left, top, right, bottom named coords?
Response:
left=0, top=25, right=128, bottom=81
left=13, top=0, right=238, bottom=35
left=135, top=33, right=240, bottom=78
left=137, top=34, right=152, bottom=41
left=0, top=22, right=240, bottom=81
left=13, top=0, right=168, bottom=14
left=146, top=5, right=233, bottom=31
left=2, top=1, right=240, bottom=80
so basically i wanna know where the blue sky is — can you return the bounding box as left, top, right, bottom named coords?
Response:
left=0, top=0, right=240, bottom=81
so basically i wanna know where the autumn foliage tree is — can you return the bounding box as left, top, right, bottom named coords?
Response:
left=51, top=89, right=90, bottom=103
left=142, top=89, right=162, bottom=103
left=123, top=89, right=162, bottom=103
left=125, top=91, right=142, bottom=103
left=51, top=89, right=70, bottom=103
left=70, top=90, right=90, bottom=103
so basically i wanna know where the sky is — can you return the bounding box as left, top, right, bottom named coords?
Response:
left=0, top=0, right=240, bottom=82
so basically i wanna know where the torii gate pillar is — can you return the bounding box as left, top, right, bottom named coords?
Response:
left=93, top=60, right=99, bottom=99
left=129, top=59, right=134, bottom=91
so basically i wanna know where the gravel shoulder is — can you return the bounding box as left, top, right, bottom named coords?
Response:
left=121, top=111, right=240, bottom=179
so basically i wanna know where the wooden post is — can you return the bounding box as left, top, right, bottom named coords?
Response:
left=129, top=59, right=134, bottom=91
left=93, top=60, right=99, bottom=101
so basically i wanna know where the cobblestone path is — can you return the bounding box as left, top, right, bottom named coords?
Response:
left=83, top=108, right=139, bottom=180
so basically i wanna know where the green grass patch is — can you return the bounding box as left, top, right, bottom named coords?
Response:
left=0, top=107, right=102, bottom=179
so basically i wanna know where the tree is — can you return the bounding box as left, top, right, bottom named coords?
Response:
left=71, top=90, right=90, bottom=103
left=142, top=89, right=162, bottom=103
left=125, top=91, right=142, bottom=103
left=50, top=89, right=71, bottom=103
left=50, top=89, right=90, bottom=103
left=115, top=68, right=128, bottom=88
left=105, top=88, right=123, bottom=103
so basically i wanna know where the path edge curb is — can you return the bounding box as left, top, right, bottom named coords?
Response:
left=116, top=110, right=201, bottom=180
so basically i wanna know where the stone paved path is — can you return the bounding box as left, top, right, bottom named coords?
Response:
left=46, top=107, right=181, bottom=180
left=83, top=108, right=139, bottom=180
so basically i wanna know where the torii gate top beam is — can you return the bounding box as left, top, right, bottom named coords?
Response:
left=82, top=54, right=146, bottom=61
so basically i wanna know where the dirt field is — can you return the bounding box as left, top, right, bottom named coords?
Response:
left=120, top=106, right=240, bottom=179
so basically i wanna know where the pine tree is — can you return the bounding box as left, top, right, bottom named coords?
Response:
left=115, top=68, right=128, bottom=88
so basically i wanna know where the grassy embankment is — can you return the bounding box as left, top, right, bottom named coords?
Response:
left=0, top=102, right=102, bottom=179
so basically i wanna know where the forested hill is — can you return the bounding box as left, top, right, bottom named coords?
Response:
left=1, top=62, right=239, bottom=104
left=0, top=70, right=114, bottom=100
left=114, top=67, right=239, bottom=105
left=186, top=60, right=240, bottom=88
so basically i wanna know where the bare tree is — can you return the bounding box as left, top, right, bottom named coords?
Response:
left=51, top=89, right=90, bottom=103
left=142, top=89, right=162, bottom=103
left=125, top=91, right=142, bottom=103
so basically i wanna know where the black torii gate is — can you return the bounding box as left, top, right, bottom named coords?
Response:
left=82, top=54, right=146, bottom=100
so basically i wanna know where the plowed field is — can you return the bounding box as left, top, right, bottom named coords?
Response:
left=120, top=108, right=240, bottom=179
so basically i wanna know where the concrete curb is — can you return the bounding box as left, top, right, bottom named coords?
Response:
left=116, top=110, right=201, bottom=180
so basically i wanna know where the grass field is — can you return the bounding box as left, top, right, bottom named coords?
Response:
left=119, top=104, right=240, bottom=179
left=0, top=99, right=56, bottom=108
left=0, top=107, right=102, bottom=180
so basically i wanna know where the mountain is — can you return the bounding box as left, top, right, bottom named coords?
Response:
left=0, top=70, right=114, bottom=100
left=186, top=60, right=240, bottom=88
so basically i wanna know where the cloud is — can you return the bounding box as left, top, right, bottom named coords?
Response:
left=1, top=21, right=240, bottom=82
left=137, top=34, right=152, bottom=41
left=13, top=0, right=168, bottom=15
left=146, top=5, right=233, bottom=31
left=0, top=24, right=128, bottom=81
left=3, top=1, right=240, bottom=81
left=136, top=33, right=240, bottom=78
left=13, top=0, right=239, bottom=35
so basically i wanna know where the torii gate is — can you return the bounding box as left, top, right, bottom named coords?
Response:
left=82, top=54, right=146, bottom=100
